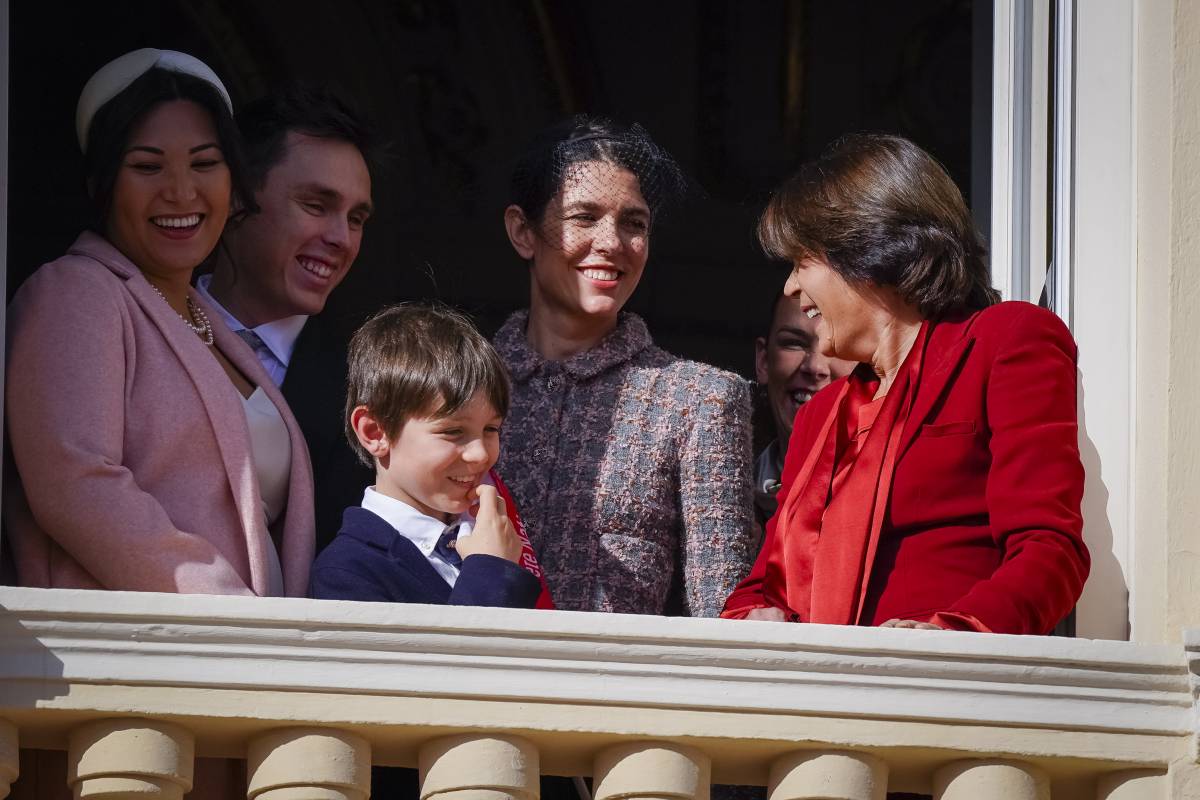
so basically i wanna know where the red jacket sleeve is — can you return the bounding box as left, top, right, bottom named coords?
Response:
left=937, top=305, right=1090, bottom=634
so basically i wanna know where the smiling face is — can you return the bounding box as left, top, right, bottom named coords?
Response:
left=515, top=160, right=651, bottom=327
left=782, top=255, right=877, bottom=362
left=222, top=132, right=372, bottom=326
left=105, top=100, right=231, bottom=281
left=373, top=392, right=503, bottom=522
left=756, top=293, right=856, bottom=442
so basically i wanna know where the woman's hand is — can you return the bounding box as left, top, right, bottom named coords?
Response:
left=745, top=607, right=789, bottom=622
left=880, top=618, right=946, bottom=630
left=456, top=484, right=522, bottom=563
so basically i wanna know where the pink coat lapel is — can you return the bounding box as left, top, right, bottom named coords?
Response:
left=68, top=234, right=314, bottom=596
left=204, top=304, right=315, bottom=597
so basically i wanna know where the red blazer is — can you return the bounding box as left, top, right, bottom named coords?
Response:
left=724, top=302, right=1089, bottom=634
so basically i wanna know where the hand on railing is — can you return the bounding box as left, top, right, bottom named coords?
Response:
left=744, top=607, right=787, bottom=622
left=880, top=618, right=945, bottom=630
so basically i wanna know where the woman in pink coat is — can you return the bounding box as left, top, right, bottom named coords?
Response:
left=5, top=50, right=315, bottom=596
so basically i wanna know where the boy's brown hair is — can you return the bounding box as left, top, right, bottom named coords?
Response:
left=344, top=303, right=510, bottom=467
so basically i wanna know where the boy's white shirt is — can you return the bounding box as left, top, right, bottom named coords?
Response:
left=359, top=473, right=495, bottom=588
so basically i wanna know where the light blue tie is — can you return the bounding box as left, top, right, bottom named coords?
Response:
left=235, top=328, right=281, bottom=379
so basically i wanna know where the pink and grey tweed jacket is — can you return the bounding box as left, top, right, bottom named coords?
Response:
left=494, top=311, right=756, bottom=616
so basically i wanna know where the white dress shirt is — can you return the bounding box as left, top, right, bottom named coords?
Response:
left=195, top=274, right=308, bottom=386
left=360, top=487, right=482, bottom=587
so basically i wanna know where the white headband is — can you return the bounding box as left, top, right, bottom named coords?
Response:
left=75, top=48, right=233, bottom=152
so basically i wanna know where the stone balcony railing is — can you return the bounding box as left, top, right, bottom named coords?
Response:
left=0, top=586, right=1198, bottom=799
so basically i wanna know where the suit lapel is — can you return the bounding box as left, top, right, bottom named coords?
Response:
left=179, top=299, right=282, bottom=595
left=73, top=236, right=274, bottom=593
left=897, top=317, right=976, bottom=458
left=127, top=274, right=273, bottom=595
left=207, top=309, right=316, bottom=596
left=281, top=317, right=341, bottom=455
left=383, top=527, right=454, bottom=599
left=279, top=316, right=315, bottom=401
left=342, top=509, right=453, bottom=601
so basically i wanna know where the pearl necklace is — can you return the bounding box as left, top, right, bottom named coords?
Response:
left=149, top=284, right=214, bottom=346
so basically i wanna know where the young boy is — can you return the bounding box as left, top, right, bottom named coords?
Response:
left=309, top=304, right=551, bottom=608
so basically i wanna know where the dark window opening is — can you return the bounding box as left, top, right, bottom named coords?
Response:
left=9, top=0, right=988, bottom=390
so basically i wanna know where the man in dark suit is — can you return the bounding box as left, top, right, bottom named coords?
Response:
left=198, top=83, right=376, bottom=552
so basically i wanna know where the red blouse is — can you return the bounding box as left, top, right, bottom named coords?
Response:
left=723, top=303, right=1089, bottom=635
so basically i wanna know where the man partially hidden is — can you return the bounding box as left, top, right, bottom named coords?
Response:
left=753, top=290, right=856, bottom=527
left=199, top=83, right=376, bottom=552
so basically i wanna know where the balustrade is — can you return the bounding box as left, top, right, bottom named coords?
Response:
left=420, top=734, right=539, bottom=800
left=768, top=751, right=886, bottom=800
left=593, top=741, right=710, bottom=800
left=932, top=760, right=1047, bottom=800
left=247, top=727, right=370, bottom=800
left=67, top=718, right=193, bottom=799
left=1096, top=770, right=1167, bottom=799
left=0, top=587, right=1198, bottom=799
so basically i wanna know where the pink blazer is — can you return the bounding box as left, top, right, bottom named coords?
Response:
left=5, top=232, right=315, bottom=596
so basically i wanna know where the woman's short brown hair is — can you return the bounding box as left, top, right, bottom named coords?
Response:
left=758, top=134, right=999, bottom=318
left=344, top=303, right=510, bottom=467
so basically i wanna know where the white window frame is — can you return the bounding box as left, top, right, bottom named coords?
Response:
left=1069, top=0, right=1138, bottom=641
left=0, top=1, right=1141, bottom=640
left=992, top=0, right=1136, bottom=640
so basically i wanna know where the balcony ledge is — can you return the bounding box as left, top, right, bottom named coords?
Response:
left=1, top=586, right=1197, bottom=786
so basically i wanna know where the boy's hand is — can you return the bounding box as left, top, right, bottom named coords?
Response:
left=455, top=484, right=522, bottom=564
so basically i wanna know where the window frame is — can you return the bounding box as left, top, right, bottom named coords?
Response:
left=0, top=0, right=1142, bottom=640
left=993, top=0, right=1137, bottom=640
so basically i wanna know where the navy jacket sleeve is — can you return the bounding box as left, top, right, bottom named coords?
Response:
left=449, top=554, right=541, bottom=608
left=310, top=524, right=541, bottom=608
left=310, top=564, right=395, bottom=602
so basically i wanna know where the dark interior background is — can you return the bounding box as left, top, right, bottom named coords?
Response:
left=8, top=0, right=988, bottom=445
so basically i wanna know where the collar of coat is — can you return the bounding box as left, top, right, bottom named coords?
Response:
left=494, top=310, right=654, bottom=382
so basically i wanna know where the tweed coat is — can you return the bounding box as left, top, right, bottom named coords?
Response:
left=5, top=232, right=315, bottom=596
left=494, top=311, right=756, bottom=617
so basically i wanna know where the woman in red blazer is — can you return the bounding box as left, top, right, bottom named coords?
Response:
left=722, top=135, right=1089, bottom=635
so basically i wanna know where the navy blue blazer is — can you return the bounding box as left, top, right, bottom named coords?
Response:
left=309, top=507, right=542, bottom=607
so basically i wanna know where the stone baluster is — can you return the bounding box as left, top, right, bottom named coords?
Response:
left=247, top=727, right=370, bottom=800
left=0, top=720, right=17, bottom=799
left=67, top=719, right=193, bottom=799
left=933, top=760, right=1048, bottom=800
left=768, top=750, right=887, bottom=800
left=593, top=741, right=710, bottom=800
left=1096, top=769, right=1166, bottom=799
left=420, top=734, right=539, bottom=800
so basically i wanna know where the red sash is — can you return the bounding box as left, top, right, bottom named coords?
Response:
left=774, top=324, right=927, bottom=625
left=490, top=469, right=555, bottom=610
